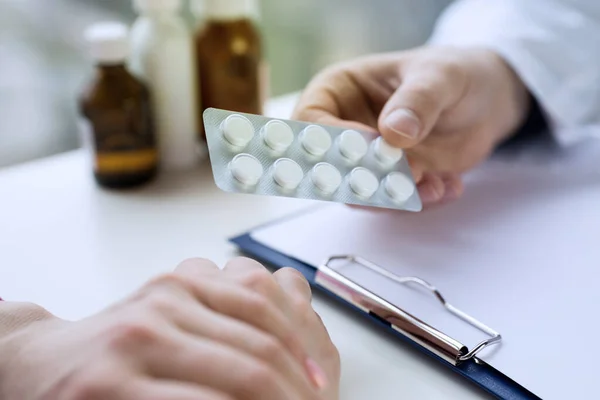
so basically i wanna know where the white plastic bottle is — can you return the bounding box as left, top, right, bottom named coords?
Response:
left=129, top=0, right=203, bottom=171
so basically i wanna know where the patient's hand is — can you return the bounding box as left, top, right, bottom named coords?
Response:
left=0, top=258, right=340, bottom=400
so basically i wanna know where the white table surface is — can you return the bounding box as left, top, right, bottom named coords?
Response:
left=0, top=95, right=490, bottom=400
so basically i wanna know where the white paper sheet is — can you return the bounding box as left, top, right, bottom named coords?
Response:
left=251, top=137, right=600, bottom=399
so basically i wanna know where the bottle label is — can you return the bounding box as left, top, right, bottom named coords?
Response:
left=95, top=149, right=157, bottom=173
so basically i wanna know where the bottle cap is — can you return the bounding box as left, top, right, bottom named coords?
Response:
left=133, top=0, right=181, bottom=12
left=84, top=22, right=129, bottom=64
left=199, top=0, right=257, bottom=20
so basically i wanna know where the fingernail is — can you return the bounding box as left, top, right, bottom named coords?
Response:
left=384, top=109, right=421, bottom=139
left=305, top=358, right=328, bottom=390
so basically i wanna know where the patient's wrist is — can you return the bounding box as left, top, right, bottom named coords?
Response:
left=0, top=302, right=57, bottom=397
left=0, top=302, right=54, bottom=338
left=0, top=302, right=56, bottom=372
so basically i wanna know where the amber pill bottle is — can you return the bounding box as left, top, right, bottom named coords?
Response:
left=195, top=0, right=264, bottom=140
left=79, top=22, right=158, bottom=189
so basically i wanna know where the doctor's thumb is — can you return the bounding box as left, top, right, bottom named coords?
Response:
left=377, top=75, right=457, bottom=149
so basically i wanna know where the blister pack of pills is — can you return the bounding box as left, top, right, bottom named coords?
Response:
left=203, top=108, right=422, bottom=212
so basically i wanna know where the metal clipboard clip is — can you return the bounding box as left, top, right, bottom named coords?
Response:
left=315, top=255, right=502, bottom=366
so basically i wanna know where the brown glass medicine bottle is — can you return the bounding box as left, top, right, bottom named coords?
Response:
left=79, top=22, right=158, bottom=189
left=195, top=0, right=264, bottom=140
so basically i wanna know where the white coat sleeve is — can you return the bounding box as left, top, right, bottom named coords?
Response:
left=429, top=0, right=600, bottom=145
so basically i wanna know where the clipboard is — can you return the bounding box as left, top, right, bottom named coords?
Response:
left=230, top=232, right=539, bottom=400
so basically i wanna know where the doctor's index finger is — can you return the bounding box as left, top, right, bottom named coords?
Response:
left=292, top=63, right=384, bottom=134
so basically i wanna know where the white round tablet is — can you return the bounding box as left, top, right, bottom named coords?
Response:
left=229, top=154, right=263, bottom=186
left=311, top=163, right=342, bottom=194
left=221, top=114, right=255, bottom=147
left=384, top=172, right=415, bottom=203
left=273, top=158, right=304, bottom=190
left=374, top=137, right=404, bottom=166
left=338, top=130, right=368, bottom=162
left=262, top=120, right=294, bottom=152
left=349, top=167, right=379, bottom=198
left=300, top=125, right=332, bottom=157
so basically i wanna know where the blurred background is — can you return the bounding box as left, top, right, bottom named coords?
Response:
left=0, top=0, right=452, bottom=168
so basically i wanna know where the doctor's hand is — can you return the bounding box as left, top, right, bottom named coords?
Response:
left=294, top=46, right=530, bottom=207
left=0, top=258, right=340, bottom=400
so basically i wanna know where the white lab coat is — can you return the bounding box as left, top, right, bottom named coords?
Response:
left=429, top=0, right=600, bottom=145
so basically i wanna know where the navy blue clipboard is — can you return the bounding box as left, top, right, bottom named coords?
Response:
left=231, top=232, right=540, bottom=400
